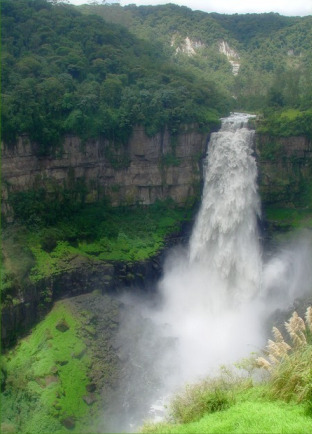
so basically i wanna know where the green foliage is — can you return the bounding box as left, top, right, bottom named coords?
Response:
left=1, top=227, right=36, bottom=303
left=8, top=183, right=87, bottom=227
left=257, top=109, right=312, bottom=138
left=258, top=139, right=282, bottom=161
left=264, top=207, right=312, bottom=231
left=2, top=0, right=228, bottom=152
left=2, top=199, right=192, bottom=289
left=170, top=377, right=235, bottom=424
left=268, top=345, right=312, bottom=405
left=84, top=4, right=312, bottom=113
left=143, top=399, right=312, bottom=433
left=161, top=153, right=181, bottom=167
left=1, top=301, right=93, bottom=433
left=259, top=309, right=312, bottom=407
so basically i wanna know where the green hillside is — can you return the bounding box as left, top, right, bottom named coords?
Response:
left=1, top=0, right=227, bottom=154
left=82, top=4, right=312, bottom=111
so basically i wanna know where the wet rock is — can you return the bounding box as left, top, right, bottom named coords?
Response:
left=82, top=393, right=97, bottom=405
left=56, top=359, right=68, bottom=366
left=55, top=319, right=70, bottom=332
left=86, top=383, right=96, bottom=393
left=45, top=375, right=58, bottom=386
left=61, top=416, right=76, bottom=429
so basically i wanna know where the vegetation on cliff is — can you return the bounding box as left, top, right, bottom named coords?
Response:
left=1, top=294, right=122, bottom=433
left=3, top=305, right=311, bottom=433
left=1, top=199, right=192, bottom=305
left=257, top=109, right=312, bottom=139
left=1, top=0, right=226, bottom=154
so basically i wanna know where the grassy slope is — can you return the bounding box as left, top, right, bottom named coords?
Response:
left=1, top=298, right=115, bottom=434
left=2, top=301, right=88, bottom=433
left=29, top=202, right=190, bottom=282
left=142, top=308, right=312, bottom=434
left=1, top=201, right=192, bottom=304
left=143, top=397, right=311, bottom=433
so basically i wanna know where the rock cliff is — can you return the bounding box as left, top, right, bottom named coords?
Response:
left=256, top=134, right=312, bottom=207
left=1, top=125, right=208, bottom=222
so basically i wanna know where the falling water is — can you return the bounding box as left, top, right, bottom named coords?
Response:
left=154, top=113, right=264, bottom=385
left=189, top=112, right=262, bottom=298
left=105, top=113, right=312, bottom=432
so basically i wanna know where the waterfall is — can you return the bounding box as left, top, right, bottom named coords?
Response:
left=154, top=112, right=264, bottom=383
left=107, top=113, right=312, bottom=432
left=189, top=112, right=262, bottom=299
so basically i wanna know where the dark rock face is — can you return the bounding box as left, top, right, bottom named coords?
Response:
left=55, top=319, right=70, bottom=332
left=256, top=134, right=312, bottom=207
left=61, top=416, right=76, bottom=430
left=0, top=242, right=173, bottom=348
left=1, top=126, right=208, bottom=221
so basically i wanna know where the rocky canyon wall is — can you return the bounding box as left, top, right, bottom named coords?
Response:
left=1, top=125, right=208, bottom=221
left=256, top=134, right=312, bottom=207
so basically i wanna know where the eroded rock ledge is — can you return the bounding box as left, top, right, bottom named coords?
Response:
left=2, top=125, right=208, bottom=221
left=1, top=223, right=192, bottom=349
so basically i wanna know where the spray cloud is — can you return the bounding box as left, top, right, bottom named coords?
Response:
left=103, top=113, right=312, bottom=432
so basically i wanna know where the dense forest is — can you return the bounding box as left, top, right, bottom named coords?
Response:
left=82, top=3, right=312, bottom=118
left=1, top=0, right=228, bottom=155
left=2, top=0, right=312, bottom=155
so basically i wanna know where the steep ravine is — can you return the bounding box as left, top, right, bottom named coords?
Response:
left=2, top=129, right=312, bottom=347
left=1, top=127, right=312, bottom=434
left=1, top=222, right=192, bottom=348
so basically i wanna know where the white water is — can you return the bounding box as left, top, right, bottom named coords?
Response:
left=189, top=113, right=261, bottom=297
left=149, top=112, right=311, bottom=392
left=153, top=113, right=264, bottom=385
left=106, top=113, right=312, bottom=432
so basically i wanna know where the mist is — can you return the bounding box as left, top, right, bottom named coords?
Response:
left=101, top=114, right=312, bottom=432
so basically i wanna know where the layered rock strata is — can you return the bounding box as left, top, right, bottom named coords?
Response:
left=1, top=125, right=208, bottom=221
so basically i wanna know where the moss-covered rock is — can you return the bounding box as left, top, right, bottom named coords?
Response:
left=1, top=293, right=123, bottom=433
left=256, top=133, right=312, bottom=235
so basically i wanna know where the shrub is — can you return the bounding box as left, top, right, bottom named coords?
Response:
left=169, top=375, right=236, bottom=424
left=257, top=306, right=312, bottom=405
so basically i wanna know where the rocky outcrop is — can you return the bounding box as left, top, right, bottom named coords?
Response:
left=256, top=134, right=312, bottom=206
left=171, top=35, right=204, bottom=56
left=218, top=40, right=240, bottom=75
left=1, top=254, right=162, bottom=348
left=1, top=220, right=192, bottom=349
left=1, top=125, right=208, bottom=221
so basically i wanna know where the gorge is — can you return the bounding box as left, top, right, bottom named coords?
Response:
left=2, top=114, right=312, bottom=433
left=2, top=1, right=312, bottom=433
left=98, top=113, right=312, bottom=432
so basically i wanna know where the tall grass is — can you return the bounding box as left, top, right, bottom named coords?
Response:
left=142, top=306, right=312, bottom=433
left=257, top=306, right=312, bottom=409
left=169, top=375, right=239, bottom=424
